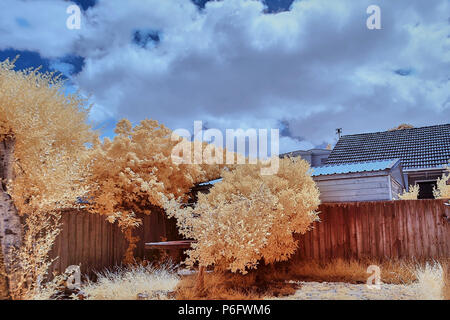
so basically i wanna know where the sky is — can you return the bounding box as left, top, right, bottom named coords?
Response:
left=1, top=0, right=449, bottom=153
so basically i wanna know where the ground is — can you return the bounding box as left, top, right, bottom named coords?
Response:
left=270, top=281, right=419, bottom=300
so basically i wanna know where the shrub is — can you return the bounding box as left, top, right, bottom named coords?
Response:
left=8, top=212, right=61, bottom=300
left=433, top=169, right=450, bottom=199
left=0, top=58, right=96, bottom=299
left=165, top=157, right=321, bottom=274
left=398, top=185, right=419, bottom=200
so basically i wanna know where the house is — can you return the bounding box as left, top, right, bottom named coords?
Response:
left=193, top=159, right=406, bottom=203
left=280, top=148, right=331, bottom=167
left=311, top=159, right=405, bottom=202
left=193, top=123, right=449, bottom=202
left=326, top=124, right=450, bottom=199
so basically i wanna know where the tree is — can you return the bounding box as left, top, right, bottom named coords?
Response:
left=388, top=123, right=414, bottom=131
left=0, top=59, right=95, bottom=298
left=86, top=119, right=226, bottom=263
left=164, top=156, right=321, bottom=274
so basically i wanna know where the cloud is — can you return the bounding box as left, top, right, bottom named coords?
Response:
left=0, top=0, right=85, bottom=58
left=1, top=0, right=449, bottom=152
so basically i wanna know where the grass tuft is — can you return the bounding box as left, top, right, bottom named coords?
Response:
left=412, top=261, right=445, bottom=300
left=80, top=263, right=179, bottom=300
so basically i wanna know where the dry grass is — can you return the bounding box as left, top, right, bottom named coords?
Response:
left=176, top=259, right=449, bottom=300
left=443, top=261, right=450, bottom=300
left=79, top=263, right=180, bottom=300
left=412, top=261, right=446, bottom=300
left=280, top=259, right=417, bottom=284
left=30, top=258, right=448, bottom=300
left=175, top=270, right=299, bottom=300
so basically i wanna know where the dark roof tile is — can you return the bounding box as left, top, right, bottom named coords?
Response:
left=326, top=124, right=450, bottom=169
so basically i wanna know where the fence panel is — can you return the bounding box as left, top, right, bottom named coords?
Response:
left=293, top=199, right=450, bottom=262
left=49, top=199, right=449, bottom=277
left=48, top=207, right=180, bottom=277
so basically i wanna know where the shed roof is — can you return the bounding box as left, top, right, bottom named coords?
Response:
left=198, top=178, right=223, bottom=186
left=326, top=124, right=450, bottom=170
left=311, top=159, right=401, bottom=177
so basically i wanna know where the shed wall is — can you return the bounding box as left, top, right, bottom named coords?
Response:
left=391, top=177, right=403, bottom=200
left=314, top=175, right=392, bottom=202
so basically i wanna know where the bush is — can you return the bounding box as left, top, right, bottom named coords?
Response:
left=433, top=169, right=450, bottom=199
left=398, top=185, right=419, bottom=200
left=165, top=157, right=321, bottom=274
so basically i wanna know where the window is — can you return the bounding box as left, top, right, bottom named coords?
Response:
left=417, top=181, right=437, bottom=199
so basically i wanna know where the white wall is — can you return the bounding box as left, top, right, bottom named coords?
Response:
left=314, top=175, right=392, bottom=202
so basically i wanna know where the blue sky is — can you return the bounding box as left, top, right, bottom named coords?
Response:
left=1, top=0, right=449, bottom=152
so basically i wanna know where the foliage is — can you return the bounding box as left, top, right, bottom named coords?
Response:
left=30, top=269, right=74, bottom=300
left=86, top=119, right=226, bottom=262
left=398, top=185, right=419, bottom=200
left=7, top=211, right=61, bottom=300
left=0, top=58, right=96, bottom=214
left=165, top=157, right=320, bottom=274
left=388, top=123, right=414, bottom=131
left=433, top=169, right=450, bottom=199
left=0, top=58, right=96, bottom=299
left=0, top=246, right=7, bottom=300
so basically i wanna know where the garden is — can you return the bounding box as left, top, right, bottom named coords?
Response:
left=0, top=59, right=449, bottom=301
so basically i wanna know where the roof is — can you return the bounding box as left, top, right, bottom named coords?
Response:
left=198, top=178, right=223, bottom=186
left=311, top=159, right=401, bottom=177
left=326, top=124, right=450, bottom=170
left=196, top=159, right=400, bottom=181
left=280, top=148, right=331, bottom=158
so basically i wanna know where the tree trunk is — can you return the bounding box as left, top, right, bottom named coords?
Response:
left=0, top=136, right=22, bottom=299
left=194, top=266, right=205, bottom=294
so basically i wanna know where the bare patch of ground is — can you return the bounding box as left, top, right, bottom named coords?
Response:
left=269, top=281, right=419, bottom=300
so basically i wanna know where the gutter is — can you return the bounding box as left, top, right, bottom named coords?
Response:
left=403, top=167, right=446, bottom=173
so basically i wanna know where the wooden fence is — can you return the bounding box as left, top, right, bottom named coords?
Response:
left=293, top=199, right=450, bottom=262
left=49, top=199, right=449, bottom=277
left=48, top=206, right=180, bottom=278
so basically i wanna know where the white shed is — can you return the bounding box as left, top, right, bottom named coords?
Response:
left=311, top=159, right=405, bottom=203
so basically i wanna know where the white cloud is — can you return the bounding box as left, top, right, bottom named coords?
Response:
left=1, top=0, right=449, bottom=150
left=0, top=0, right=84, bottom=58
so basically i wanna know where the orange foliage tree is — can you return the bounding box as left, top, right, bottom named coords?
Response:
left=388, top=123, right=414, bottom=131
left=164, top=156, right=321, bottom=274
left=0, top=58, right=96, bottom=299
left=86, top=119, right=226, bottom=262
